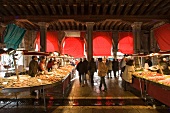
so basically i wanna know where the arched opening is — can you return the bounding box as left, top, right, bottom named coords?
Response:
left=61, top=37, right=84, bottom=58
left=93, top=32, right=112, bottom=56
left=35, top=31, right=60, bottom=52
left=118, top=32, right=134, bottom=54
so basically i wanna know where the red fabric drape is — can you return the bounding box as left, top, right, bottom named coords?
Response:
left=93, top=32, right=112, bottom=56
left=36, top=31, right=60, bottom=52
left=61, top=37, right=84, bottom=58
left=154, top=24, right=170, bottom=51
left=118, top=32, right=133, bottom=54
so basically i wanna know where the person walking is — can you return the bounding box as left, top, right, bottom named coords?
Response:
left=88, top=58, right=97, bottom=86
left=76, top=58, right=85, bottom=86
left=112, top=59, right=119, bottom=78
left=98, top=58, right=108, bottom=91
left=106, top=59, right=112, bottom=78
left=120, top=57, right=126, bottom=77
left=82, top=58, right=89, bottom=84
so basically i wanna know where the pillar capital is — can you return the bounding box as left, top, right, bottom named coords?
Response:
left=38, top=22, right=49, bottom=28
left=86, top=22, right=95, bottom=29
left=131, top=22, right=142, bottom=29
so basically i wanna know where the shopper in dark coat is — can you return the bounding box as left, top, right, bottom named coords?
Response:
left=88, top=58, right=97, bottom=85
left=76, top=58, right=85, bottom=86
left=82, top=58, right=89, bottom=83
left=29, top=56, right=38, bottom=77
left=112, top=59, right=119, bottom=78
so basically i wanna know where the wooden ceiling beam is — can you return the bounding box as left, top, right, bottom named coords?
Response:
left=2, top=15, right=169, bottom=23
left=81, top=4, right=84, bottom=15
left=73, top=4, right=77, bottom=15
left=2, top=4, right=16, bottom=16
left=110, top=21, right=117, bottom=30
left=11, top=5, right=22, bottom=15
left=102, top=4, right=108, bottom=15
left=66, top=4, right=71, bottom=15
left=117, top=4, right=125, bottom=15
left=96, top=4, right=100, bottom=15
left=105, top=20, right=112, bottom=30
left=57, top=5, right=63, bottom=15
left=42, top=4, right=50, bottom=15
left=27, top=4, right=36, bottom=15
left=130, top=3, right=142, bottom=15
left=88, top=4, right=93, bottom=15
left=109, top=4, right=117, bottom=15
left=50, top=4, right=57, bottom=15
left=138, top=3, right=149, bottom=15
left=123, top=4, right=133, bottom=15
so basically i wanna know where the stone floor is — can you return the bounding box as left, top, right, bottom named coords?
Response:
left=0, top=72, right=170, bottom=113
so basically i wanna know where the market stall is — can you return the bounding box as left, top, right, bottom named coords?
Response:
left=132, top=71, right=170, bottom=107
left=0, top=50, right=75, bottom=111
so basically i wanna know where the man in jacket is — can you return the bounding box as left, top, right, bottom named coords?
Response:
left=29, top=56, right=38, bottom=77
left=76, top=58, right=85, bottom=86
left=88, top=58, right=97, bottom=85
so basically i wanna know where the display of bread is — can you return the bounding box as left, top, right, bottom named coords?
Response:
left=0, top=65, right=75, bottom=89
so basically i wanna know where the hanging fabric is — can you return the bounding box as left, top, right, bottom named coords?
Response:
left=61, top=37, right=84, bottom=58
left=93, top=32, right=112, bottom=56
left=154, top=24, right=170, bottom=51
left=3, top=24, right=26, bottom=50
left=118, top=32, right=134, bottom=54
left=36, top=31, right=60, bottom=52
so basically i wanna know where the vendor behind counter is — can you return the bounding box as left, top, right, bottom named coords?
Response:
left=158, top=58, right=170, bottom=75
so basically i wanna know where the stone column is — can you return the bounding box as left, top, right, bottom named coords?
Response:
left=131, top=22, right=142, bottom=54
left=38, top=22, right=48, bottom=52
left=112, top=31, right=118, bottom=59
left=86, top=22, right=94, bottom=61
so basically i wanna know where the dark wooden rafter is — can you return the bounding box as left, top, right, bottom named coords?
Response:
left=155, top=2, right=170, bottom=15
left=89, top=4, right=93, bottom=15
left=96, top=4, right=101, bottom=15
left=114, top=21, right=122, bottom=30
left=145, top=0, right=157, bottom=15
left=105, top=21, right=112, bottom=30
left=0, top=0, right=169, bottom=32
left=49, top=4, right=57, bottom=15
left=59, top=21, right=65, bottom=30
left=2, top=4, right=16, bottom=16
left=123, top=1, right=133, bottom=15
left=102, top=4, right=108, bottom=15
left=56, top=21, right=61, bottom=30
left=119, top=22, right=126, bottom=30
left=27, top=4, right=36, bottom=15
left=138, top=2, right=148, bottom=15
left=73, top=4, right=77, bottom=15
left=81, top=4, right=84, bottom=15
left=110, top=21, right=117, bottom=30
left=116, top=1, right=125, bottom=15
left=31, top=0, right=43, bottom=15
left=64, top=21, right=69, bottom=30
left=76, top=22, right=80, bottom=30
left=130, top=1, right=142, bottom=15
left=66, top=4, right=71, bottom=15
left=109, top=3, right=117, bottom=15
left=57, top=5, right=63, bottom=15
left=148, top=0, right=162, bottom=15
